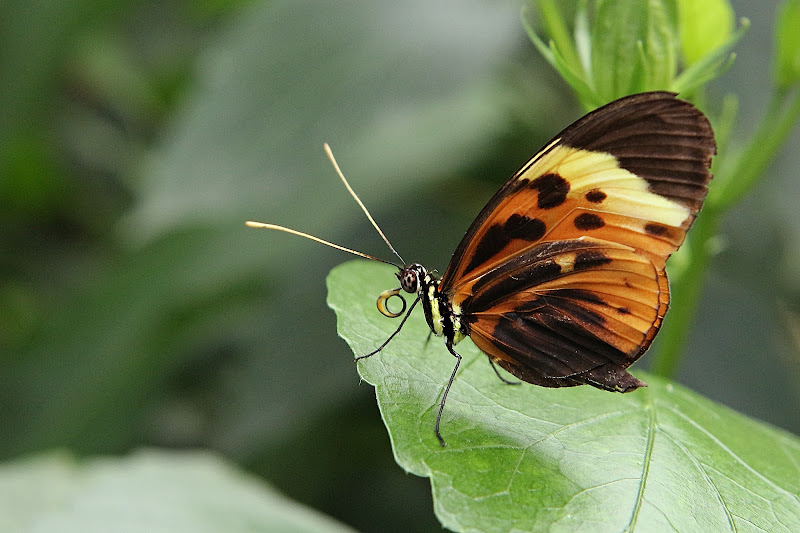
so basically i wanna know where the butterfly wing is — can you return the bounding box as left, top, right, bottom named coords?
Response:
left=462, top=239, right=660, bottom=391
left=440, top=92, right=715, bottom=390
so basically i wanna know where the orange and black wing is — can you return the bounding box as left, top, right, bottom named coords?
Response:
left=440, top=92, right=716, bottom=391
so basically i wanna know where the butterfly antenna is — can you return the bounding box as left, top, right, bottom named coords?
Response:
left=245, top=221, right=400, bottom=268
left=324, top=143, right=405, bottom=265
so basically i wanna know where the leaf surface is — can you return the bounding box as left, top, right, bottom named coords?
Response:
left=328, top=260, right=800, bottom=532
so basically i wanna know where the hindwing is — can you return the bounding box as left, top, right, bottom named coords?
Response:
left=462, top=239, right=660, bottom=391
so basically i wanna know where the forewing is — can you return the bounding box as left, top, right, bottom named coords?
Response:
left=439, top=91, right=715, bottom=293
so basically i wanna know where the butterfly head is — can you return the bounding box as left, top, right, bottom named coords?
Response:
left=376, top=263, right=430, bottom=318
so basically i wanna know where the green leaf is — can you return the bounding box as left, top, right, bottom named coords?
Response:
left=0, top=450, right=355, bottom=533
left=590, top=0, right=678, bottom=100
left=775, top=0, right=800, bottom=88
left=532, top=0, right=583, bottom=75
left=641, top=0, right=679, bottom=90
left=676, top=0, right=735, bottom=65
left=521, top=15, right=603, bottom=110
left=672, top=17, right=748, bottom=95
left=328, top=260, right=800, bottom=532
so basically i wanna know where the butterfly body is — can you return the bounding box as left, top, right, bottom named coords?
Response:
left=416, top=269, right=468, bottom=347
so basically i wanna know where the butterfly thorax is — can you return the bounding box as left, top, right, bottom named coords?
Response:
left=396, top=263, right=467, bottom=347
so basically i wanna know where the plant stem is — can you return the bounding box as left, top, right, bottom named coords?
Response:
left=650, top=209, right=719, bottom=378
left=650, top=88, right=800, bottom=378
left=710, top=88, right=800, bottom=211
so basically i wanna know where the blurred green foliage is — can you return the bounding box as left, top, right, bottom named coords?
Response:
left=0, top=450, right=359, bottom=532
left=1, top=0, right=799, bottom=531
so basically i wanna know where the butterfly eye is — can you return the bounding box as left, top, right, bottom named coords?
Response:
left=398, top=263, right=428, bottom=294
left=377, top=287, right=407, bottom=318
left=399, top=268, right=419, bottom=293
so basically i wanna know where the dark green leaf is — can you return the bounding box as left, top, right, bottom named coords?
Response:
left=328, top=260, right=800, bottom=532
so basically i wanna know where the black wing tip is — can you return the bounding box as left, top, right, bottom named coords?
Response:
left=561, top=91, right=716, bottom=211
left=563, top=91, right=717, bottom=152
left=618, top=374, right=648, bottom=393
left=579, top=364, right=648, bottom=392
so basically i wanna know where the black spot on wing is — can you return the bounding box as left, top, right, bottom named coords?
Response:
left=506, top=214, right=546, bottom=240
left=550, top=294, right=607, bottom=327
left=644, top=222, right=670, bottom=236
left=585, top=189, right=607, bottom=203
left=464, top=214, right=546, bottom=273
left=529, top=173, right=570, bottom=209
left=574, top=213, right=605, bottom=230
left=466, top=225, right=508, bottom=274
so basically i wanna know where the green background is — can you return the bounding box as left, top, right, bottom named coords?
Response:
left=1, top=0, right=798, bottom=531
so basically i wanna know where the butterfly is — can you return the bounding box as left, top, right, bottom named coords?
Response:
left=248, top=91, right=716, bottom=446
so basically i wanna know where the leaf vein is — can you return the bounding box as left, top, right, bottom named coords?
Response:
left=662, top=430, right=737, bottom=531
left=669, top=407, right=800, bottom=505
left=626, top=386, right=656, bottom=531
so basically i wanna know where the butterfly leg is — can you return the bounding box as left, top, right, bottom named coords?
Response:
left=435, top=342, right=462, bottom=447
left=423, top=330, right=433, bottom=349
left=354, top=295, right=421, bottom=361
left=487, top=358, right=520, bottom=385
